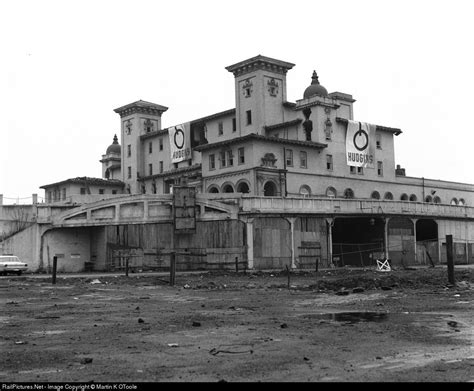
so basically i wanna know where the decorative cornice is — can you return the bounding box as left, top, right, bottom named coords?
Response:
left=226, top=55, right=295, bottom=77
left=335, top=117, right=402, bottom=136
left=40, top=177, right=125, bottom=189
left=264, top=119, right=302, bottom=131
left=295, top=99, right=340, bottom=111
left=194, top=133, right=327, bottom=152
left=140, top=128, right=168, bottom=140
left=138, top=164, right=202, bottom=181
left=283, top=101, right=297, bottom=108
left=114, top=100, right=168, bottom=118
left=204, top=169, right=251, bottom=181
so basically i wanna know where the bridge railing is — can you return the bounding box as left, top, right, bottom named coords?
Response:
left=239, top=197, right=474, bottom=218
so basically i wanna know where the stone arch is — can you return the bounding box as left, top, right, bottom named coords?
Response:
left=236, top=180, right=250, bottom=194
left=424, top=195, right=433, bottom=203
left=433, top=196, right=441, bottom=204
left=409, top=194, right=417, bottom=202
left=299, top=185, right=311, bottom=197
left=344, top=188, right=355, bottom=199
left=384, top=192, right=393, bottom=200
left=207, top=185, right=220, bottom=193
left=222, top=182, right=235, bottom=193
left=263, top=180, right=278, bottom=197
left=458, top=198, right=466, bottom=206
left=450, top=197, right=458, bottom=205
left=400, top=193, right=408, bottom=201
left=326, top=186, right=337, bottom=198
left=371, top=191, right=380, bottom=200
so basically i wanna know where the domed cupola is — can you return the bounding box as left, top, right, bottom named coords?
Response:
left=303, top=70, right=328, bottom=99
left=106, top=134, right=121, bottom=155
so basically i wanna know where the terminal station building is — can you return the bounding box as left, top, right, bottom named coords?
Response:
left=6, top=55, right=474, bottom=272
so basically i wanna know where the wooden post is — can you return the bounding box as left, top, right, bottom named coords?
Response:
left=286, top=265, right=290, bottom=290
left=125, top=257, right=129, bottom=277
left=446, top=235, right=455, bottom=286
left=235, top=256, right=239, bottom=273
left=315, top=257, right=319, bottom=273
left=170, top=252, right=176, bottom=286
left=52, top=256, right=57, bottom=285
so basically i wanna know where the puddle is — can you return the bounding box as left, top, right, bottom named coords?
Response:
left=306, top=312, right=389, bottom=323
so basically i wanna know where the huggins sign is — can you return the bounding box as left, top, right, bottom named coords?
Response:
left=346, top=120, right=376, bottom=168
left=169, top=123, right=192, bottom=163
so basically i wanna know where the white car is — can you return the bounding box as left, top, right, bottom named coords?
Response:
left=0, top=255, right=28, bottom=275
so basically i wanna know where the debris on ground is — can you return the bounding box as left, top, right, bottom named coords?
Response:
left=80, top=358, right=93, bottom=364
left=90, top=279, right=102, bottom=284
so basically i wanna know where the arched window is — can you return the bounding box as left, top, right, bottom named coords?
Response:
left=424, top=195, right=433, bottom=203
left=450, top=198, right=458, bottom=205
left=458, top=198, right=466, bottom=206
left=433, top=196, right=441, bottom=204
left=409, top=194, right=417, bottom=202
left=400, top=193, right=408, bottom=201
left=384, top=192, right=393, bottom=200
left=299, top=185, right=311, bottom=197
left=236, top=181, right=250, bottom=194
left=371, top=191, right=380, bottom=200
left=344, top=188, right=355, bottom=199
left=326, top=186, right=337, bottom=198
left=264, top=181, right=278, bottom=196
left=208, top=186, right=219, bottom=193
left=222, top=184, right=235, bottom=193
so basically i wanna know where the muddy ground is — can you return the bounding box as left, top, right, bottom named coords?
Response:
left=0, top=266, right=472, bottom=383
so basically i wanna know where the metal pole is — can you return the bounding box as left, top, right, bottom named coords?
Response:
left=52, top=256, right=57, bottom=285
left=170, top=252, right=176, bottom=286
left=446, top=235, right=455, bottom=286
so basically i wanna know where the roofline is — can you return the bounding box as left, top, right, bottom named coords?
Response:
left=225, top=55, right=295, bottom=76
left=193, top=133, right=327, bottom=152
left=40, top=177, right=125, bottom=189
left=138, top=164, right=202, bottom=181
left=335, top=117, right=402, bottom=136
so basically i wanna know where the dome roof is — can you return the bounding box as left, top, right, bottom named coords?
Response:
left=303, top=70, right=328, bottom=99
left=106, top=135, right=121, bottom=154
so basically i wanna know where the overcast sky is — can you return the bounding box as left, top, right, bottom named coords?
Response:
left=1, top=0, right=473, bottom=203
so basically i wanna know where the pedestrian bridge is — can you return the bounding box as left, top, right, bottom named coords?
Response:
left=38, top=194, right=474, bottom=228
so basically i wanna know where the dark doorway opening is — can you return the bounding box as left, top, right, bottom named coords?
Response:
left=332, top=217, right=385, bottom=267
left=264, top=181, right=277, bottom=196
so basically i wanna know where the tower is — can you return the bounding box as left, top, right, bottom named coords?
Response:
left=100, top=134, right=121, bottom=180
left=113, top=100, right=168, bottom=193
left=225, top=55, right=295, bottom=136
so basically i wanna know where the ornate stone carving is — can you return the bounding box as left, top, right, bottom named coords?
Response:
left=125, top=120, right=132, bottom=135
left=261, top=153, right=277, bottom=167
left=267, top=78, right=279, bottom=96
left=242, top=79, right=253, bottom=98
left=302, top=108, right=313, bottom=141
left=144, top=118, right=154, bottom=133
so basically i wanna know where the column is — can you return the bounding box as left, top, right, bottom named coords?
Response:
left=286, top=217, right=297, bottom=269
left=384, top=217, right=390, bottom=259
left=412, top=218, right=418, bottom=264
left=246, top=218, right=255, bottom=270
left=326, top=218, right=334, bottom=267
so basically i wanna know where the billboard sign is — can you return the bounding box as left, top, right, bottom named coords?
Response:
left=169, top=123, right=192, bottom=163
left=346, top=120, right=376, bottom=168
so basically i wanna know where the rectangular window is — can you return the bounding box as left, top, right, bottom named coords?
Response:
left=219, top=151, right=226, bottom=168
left=377, top=161, right=383, bottom=176
left=300, top=151, right=307, bottom=168
left=62, top=188, right=66, bottom=200
left=238, top=147, right=245, bottom=165
left=357, top=166, right=364, bottom=175
left=326, top=154, right=333, bottom=171
left=227, top=150, right=233, bottom=166
left=99, top=189, right=104, bottom=195
left=159, top=161, right=163, bottom=173
left=218, top=122, right=223, bottom=136
left=127, top=166, right=132, bottom=179
left=232, top=118, right=236, bottom=132
left=112, top=190, right=117, bottom=195
left=350, top=166, right=356, bottom=174
left=376, top=133, right=382, bottom=149
left=286, top=149, right=293, bottom=167
left=209, top=154, right=216, bottom=170
left=149, top=142, right=152, bottom=154
left=246, top=110, right=252, bottom=125
left=80, top=188, right=86, bottom=195
left=149, top=163, right=153, bottom=176
left=127, top=144, right=131, bottom=157
left=159, top=138, right=163, bottom=151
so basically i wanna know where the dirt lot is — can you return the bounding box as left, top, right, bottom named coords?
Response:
left=0, top=266, right=472, bottom=383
